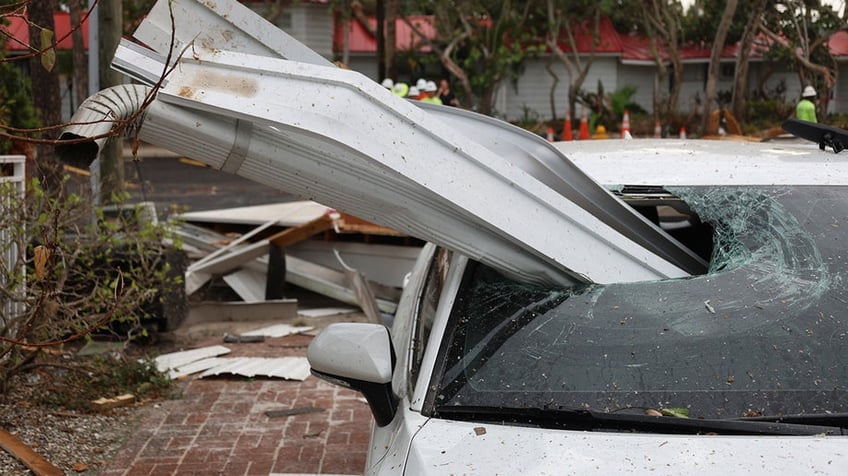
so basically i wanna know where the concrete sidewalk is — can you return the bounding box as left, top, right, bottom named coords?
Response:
left=102, top=333, right=373, bottom=475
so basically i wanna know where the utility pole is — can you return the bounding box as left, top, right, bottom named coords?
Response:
left=98, top=0, right=124, bottom=203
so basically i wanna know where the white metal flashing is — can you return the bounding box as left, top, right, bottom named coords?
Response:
left=62, top=0, right=707, bottom=286
left=130, top=51, right=689, bottom=285
left=240, top=324, right=314, bottom=338
left=154, top=345, right=232, bottom=375
left=199, top=357, right=310, bottom=380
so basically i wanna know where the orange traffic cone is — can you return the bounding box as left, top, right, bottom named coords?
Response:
left=546, top=126, right=555, bottom=142
left=653, top=120, right=661, bottom=138
left=621, top=110, right=631, bottom=138
left=562, top=111, right=573, bottom=141
left=680, top=126, right=687, bottom=139
left=578, top=108, right=590, bottom=140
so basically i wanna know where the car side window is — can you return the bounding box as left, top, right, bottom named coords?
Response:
left=409, top=247, right=450, bottom=392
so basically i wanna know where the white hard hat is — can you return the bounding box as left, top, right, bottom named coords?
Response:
left=802, top=85, right=817, bottom=97
left=381, top=78, right=394, bottom=88
left=392, top=82, right=409, bottom=96
left=425, top=81, right=437, bottom=92
left=408, top=87, right=420, bottom=97
left=416, top=78, right=427, bottom=90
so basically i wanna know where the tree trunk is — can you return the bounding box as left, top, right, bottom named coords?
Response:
left=732, top=0, right=767, bottom=120
left=69, top=0, right=88, bottom=110
left=700, top=0, right=738, bottom=135
left=546, top=1, right=597, bottom=132
left=545, top=57, right=560, bottom=121
left=386, top=0, right=397, bottom=79
left=28, top=0, right=63, bottom=193
left=376, top=0, right=385, bottom=80
left=98, top=0, right=124, bottom=203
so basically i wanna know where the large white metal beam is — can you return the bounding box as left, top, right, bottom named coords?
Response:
left=128, top=50, right=687, bottom=285
left=61, top=0, right=698, bottom=286
left=122, top=0, right=705, bottom=277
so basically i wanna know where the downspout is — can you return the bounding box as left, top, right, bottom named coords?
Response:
left=56, top=84, right=153, bottom=169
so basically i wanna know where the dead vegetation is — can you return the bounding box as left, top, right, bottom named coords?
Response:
left=0, top=177, right=183, bottom=405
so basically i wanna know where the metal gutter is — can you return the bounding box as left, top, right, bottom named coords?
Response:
left=58, top=0, right=697, bottom=286
left=128, top=0, right=703, bottom=275
left=56, top=84, right=150, bottom=169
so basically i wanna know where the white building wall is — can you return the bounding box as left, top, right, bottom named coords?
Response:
left=347, top=56, right=379, bottom=81
left=502, top=56, right=619, bottom=122
left=618, top=64, right=655, bottom=113
left=297, top=4, right=334, bottom=58
left=250, top=3, right=333, bottom=59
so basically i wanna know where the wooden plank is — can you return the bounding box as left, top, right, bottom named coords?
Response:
left=92, top=393, right=136, bottom=409
left=268, top=214, right=334, bottom=248
left=335, top=213, right=407, bottom=236
left=0, top=428, right=64, bottom=476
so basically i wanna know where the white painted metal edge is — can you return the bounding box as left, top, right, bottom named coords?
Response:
left=131, top=53, right=687, bottom=285
left=154, top=345, right=231, bottom=373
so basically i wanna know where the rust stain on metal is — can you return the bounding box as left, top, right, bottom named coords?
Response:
left=178, top=86, right=195, bottom=99
left=196, top=71, right=260, bottom=98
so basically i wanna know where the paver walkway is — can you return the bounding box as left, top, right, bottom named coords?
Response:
left=102, top=334, right=372, bottom=476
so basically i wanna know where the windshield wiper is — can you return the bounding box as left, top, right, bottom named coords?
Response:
left=733, top=412, right=848, bottom=428
left=435, top=406, right=847, bottom=436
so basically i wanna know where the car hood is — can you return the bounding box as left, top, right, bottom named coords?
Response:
left=404, top=418, right=847, bottom=475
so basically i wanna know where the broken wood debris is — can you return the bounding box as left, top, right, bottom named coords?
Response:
left=173, top=201, right=418, bottom=315
left=0, top=428, right=64, bottom=476
left=91, top=393, right=136, bottom=409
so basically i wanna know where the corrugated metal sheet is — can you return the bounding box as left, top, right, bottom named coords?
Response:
left=200, top=357, right=311, bottom=380
left=154, top=345, right=231, bottom=375
left=153, top=345, right=311, bottom=380
left=241, top=324, right=315, bottom=338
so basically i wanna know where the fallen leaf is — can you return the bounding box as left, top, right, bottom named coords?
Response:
left=40, top=29, right=56, bottom=72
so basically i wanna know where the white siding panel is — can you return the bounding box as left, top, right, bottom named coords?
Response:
left=618, top=64, right=654, bottom=113
left=249, top=3, right=332, bottom=60
left=347, top=56, right=379, bottom=81
left=302, top=4, right=333, bottom=58
left=503, top=56, right=619, bottom=122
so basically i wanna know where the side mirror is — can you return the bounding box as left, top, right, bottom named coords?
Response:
left=307, top=323, right=398, bottom=426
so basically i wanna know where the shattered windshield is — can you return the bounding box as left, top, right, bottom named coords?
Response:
left=433, top=186, right=848, bottom=420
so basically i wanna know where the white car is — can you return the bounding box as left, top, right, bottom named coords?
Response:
left=308, top=138, right=848, bottom=475
left=53, top=3, right=848, bottom=472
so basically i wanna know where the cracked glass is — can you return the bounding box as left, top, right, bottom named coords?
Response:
left=434, top=186, right=848, bottom=419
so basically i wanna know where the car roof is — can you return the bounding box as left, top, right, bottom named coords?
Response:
left=554, top=139, right=848, bottom=186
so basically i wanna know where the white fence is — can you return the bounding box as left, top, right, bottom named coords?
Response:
left=0, top=155, right=25, bottom=323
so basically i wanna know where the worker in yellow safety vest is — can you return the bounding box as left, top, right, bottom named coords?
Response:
left=796, top=85, right=818, bottom=123
left=419, top=81, right=443, bottom=105
left=392, top=82, right=409, bottom=98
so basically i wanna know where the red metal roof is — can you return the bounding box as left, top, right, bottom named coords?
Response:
left=2, top=12, right=89, bottom=52
left=334, top=15, right=436, bottom=53
left=336, top=15, right=623, bottom=55
left=549, top=16, right=622, bottom=54
left=337, top=14, right=848, bottom=63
